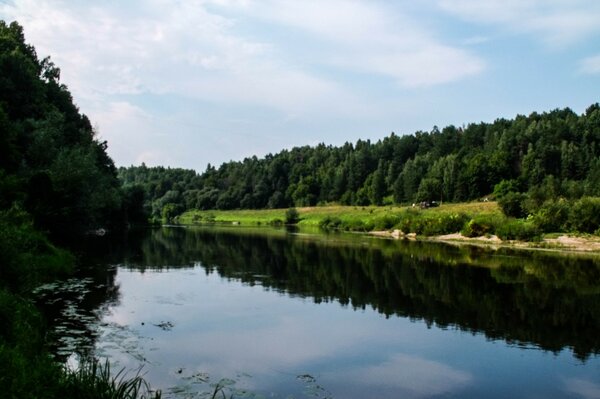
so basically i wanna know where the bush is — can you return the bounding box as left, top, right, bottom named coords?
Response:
left=420, top=213, right=470, bottom=236
left=497, top=191, right=527, bottom=218
left=532, top=199, right=569, bottom=233
left=269, top=218, right=283, bottom=226
left=0, top=206, right=74, bottom=292
left=319, top=216, right=342, bottom=230
left=461, top=215, right=504, bottom=237
left=372, top=215, right=401, bottom=231
left=285, top=208, right=300, bottom=224
left=342, top=219, right=374, bottom=232
left=496, top=220, right=540, bottom=241
left=568, top=197, right=600, bottom=233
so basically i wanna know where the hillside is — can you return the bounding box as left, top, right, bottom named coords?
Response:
left=120, top=104, right=600, bottom=224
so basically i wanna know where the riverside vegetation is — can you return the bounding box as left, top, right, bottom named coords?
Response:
left=177, top=197, right=600, bottom=247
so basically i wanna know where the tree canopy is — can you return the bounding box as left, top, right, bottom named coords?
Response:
left=0, top=21, right=143, bottom=235
left=120, top=103, right=600, bottom=219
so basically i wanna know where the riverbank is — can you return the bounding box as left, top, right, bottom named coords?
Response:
left=178, top=202, right=600, bottom=254
left=369, top=230, right=600, bottom=254
left=178, top=202, right=498, bottom=229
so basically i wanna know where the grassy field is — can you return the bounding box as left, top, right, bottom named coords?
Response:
left=178, top=201, right=502, bottom=234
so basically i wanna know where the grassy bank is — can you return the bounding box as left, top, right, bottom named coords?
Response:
left=179, top=202, right=505, bottom=234
left=179, top=202, right=600, bottom=251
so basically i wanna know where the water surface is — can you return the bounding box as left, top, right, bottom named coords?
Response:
left=36, top=227, right=600, bottom=398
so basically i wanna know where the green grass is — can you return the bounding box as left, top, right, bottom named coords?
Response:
left=178, top=202, right=502, bottom=236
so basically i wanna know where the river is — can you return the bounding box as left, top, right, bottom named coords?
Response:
left=35, top=226, right=600, bottom=398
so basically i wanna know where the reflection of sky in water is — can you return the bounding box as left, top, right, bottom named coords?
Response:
left=97, top=266, right=600, bottom=398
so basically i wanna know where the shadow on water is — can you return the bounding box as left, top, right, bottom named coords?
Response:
left=39, top=226, right=600, bottom=362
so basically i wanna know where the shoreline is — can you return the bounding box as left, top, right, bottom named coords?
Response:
left=369, top=229, right=600, bottom=254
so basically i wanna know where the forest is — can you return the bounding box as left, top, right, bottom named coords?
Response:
left=119, top=103, right=600, bottom=225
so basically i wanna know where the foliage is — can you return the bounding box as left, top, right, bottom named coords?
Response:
left=497, top=191, right=528, bottom=218
left=568, top=197, right=600, bottom=233
left=0, top=205, right=74, bottom=292
left=531, top=199, right=570, bottom=232
left=461, top=215, right=505, bottom=237
left=120, top=101, right=600, bottom=224
left=495, top=219, right=540, bottom=241
left=0, top=21, right=129, bottom=233
left=284, top=208, right=300, bottom=225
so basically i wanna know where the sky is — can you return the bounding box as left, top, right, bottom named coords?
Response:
left=1, top=0, right=599, bottom=171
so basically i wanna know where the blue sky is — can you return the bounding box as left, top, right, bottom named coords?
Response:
left=1, top=0, right=599, bottom=171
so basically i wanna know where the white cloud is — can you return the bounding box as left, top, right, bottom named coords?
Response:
left=326, top=353, right=472, bottom=398
left=0, top=0, right=483, bottom=106
left=563, top=378, right=600, bottom=399
left=579, top=55, right=600, bottom=75
left=0, top=0, right=355, bottom=115
left=214, top=0, right=484, bottom=87
left=438, top=0, right=600, bottom=47
left=0, top=0, right=485, bottom=167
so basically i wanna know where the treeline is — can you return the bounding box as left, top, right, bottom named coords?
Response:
left=0, top=21, right=158, bottom=396
left=119, top=103, right=600, bottom=221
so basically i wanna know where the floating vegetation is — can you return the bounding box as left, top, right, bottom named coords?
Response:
left=33, top=277, right=106, bottom=360
left=297, top=374, right=333, bottom=399
left=153, top=321, right=175, bottom=331
left=166, top=372, right=260, bottom=399
left=96, top=322, right=152, bottom=365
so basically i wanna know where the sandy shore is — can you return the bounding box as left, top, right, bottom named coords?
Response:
left=369, top=230, right=600, bottom=254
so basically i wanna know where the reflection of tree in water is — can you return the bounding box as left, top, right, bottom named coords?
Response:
left=40, top=227, right=600, bottom=362
left=126, top=227, right=600, bottom=361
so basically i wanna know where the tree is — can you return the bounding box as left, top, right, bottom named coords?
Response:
left=285, top=208, right=300, bottom=224
left=415, top=178, right=441, bottom=203
left=369, top=161, right=386, bottom=205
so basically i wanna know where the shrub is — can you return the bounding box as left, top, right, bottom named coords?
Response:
left=0, top=206, right=74, bottom=291
left=285, top=208, right=300, bottom=224
left=568, top=197, right=600, bottom=233
left=461, top=215, right=504, bottom=237
left=319, top=216, right=342, bottom=230
left=493, top=179, right=521, bottom=198
left=496, top=220, right=540, bottom=241
left=497, top=191, right=527, bottom=218
left=269, top=218, right=283, bottom=226
left=342, top=219, right=373, bottom=232
left=532, top=199, right=569, bottom=233
left=372, top=215, right=401, bottom=231
left=420, top=213, right=470, bottom=236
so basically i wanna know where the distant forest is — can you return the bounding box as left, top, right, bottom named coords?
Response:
left=119, top=103, right=600, bottom=221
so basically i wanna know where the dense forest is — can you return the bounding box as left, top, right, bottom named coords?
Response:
left=119, top=103, right=600, bottom=222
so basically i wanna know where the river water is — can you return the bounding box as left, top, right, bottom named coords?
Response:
left=35, top=226, right=600, bottom=398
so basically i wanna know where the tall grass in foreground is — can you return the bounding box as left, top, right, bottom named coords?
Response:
left=60, top=359, right=161, bottom=399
